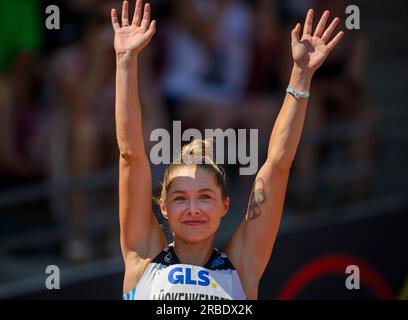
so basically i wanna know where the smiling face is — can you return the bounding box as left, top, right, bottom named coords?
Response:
left=160, top=165, right=230, bottom=243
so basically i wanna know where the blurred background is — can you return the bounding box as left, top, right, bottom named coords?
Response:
left=0, top=0, right=407, bottom=299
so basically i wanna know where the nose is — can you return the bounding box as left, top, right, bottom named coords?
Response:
left=187, top=199, right=201, bottom=216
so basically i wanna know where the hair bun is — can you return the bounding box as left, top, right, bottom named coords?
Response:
left=179, top=138, right=215, bottom=165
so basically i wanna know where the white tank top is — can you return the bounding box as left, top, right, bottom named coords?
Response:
left=122, top=243, right=247, bottom=300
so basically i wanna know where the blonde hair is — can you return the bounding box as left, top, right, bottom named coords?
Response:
left=158, top=138, right=228, bottom=202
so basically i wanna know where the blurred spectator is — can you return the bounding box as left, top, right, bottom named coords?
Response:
left=236, top=0, right=288, bottom=160
left=292, top=1, right=377, bottom=211
left=48, top=11, right=117, bottom=261
left=160, top=0, right=253, bottom=131
left=247, top=0, right=287, bottom=94
left=0, top=0, right=46, bottom=186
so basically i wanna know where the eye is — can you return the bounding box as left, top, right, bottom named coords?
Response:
left=200, top=194, right=212, bottom=200
left=174, top=196, right=186, bottom=201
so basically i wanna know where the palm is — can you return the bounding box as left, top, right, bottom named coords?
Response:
left=293, top=35, right=329, bottom=71
left=111, top=0, right=156, bottom=55
left=291, top=9, right=344, bottom=74
left=114, top=25, right=151, bottom=54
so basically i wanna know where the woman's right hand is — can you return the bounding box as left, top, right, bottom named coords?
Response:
left=111, top=0, right=156, bottom=56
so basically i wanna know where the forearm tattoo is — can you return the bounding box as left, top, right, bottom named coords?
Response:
left=247, top=177, right=266, bottom=220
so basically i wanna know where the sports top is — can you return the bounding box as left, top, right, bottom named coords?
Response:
left=122, top=243, right=247, bottom=300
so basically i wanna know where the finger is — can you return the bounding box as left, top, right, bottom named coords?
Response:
left=291, top=23, right=301, bottom=46
left=144, top=20, right=156, bottom=41
left=313, top=10, right=330, bottom=38
left=111, top=8, right=120, bottom=30
left=132, top=0, right=142, bottom=26
left=302, top=9, right=314, bottom=37
left=141, top=3, right=151, bottom=30
left=122, top=0, right=129, bottom=26
left=321, top=17, right=340, bottom=43
left=327, top=31, right=344, bottom=52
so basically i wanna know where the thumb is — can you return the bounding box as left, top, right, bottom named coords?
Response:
left=291, top=23, right=301, bottom=46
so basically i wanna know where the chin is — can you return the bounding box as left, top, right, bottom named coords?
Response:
left=176, top=228, right=215, bottom=243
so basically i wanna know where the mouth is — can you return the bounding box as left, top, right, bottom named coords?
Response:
left=182, top=220, right=207, bottom=227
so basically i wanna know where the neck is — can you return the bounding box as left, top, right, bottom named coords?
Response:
left=172, top=236, right=214, bottom=267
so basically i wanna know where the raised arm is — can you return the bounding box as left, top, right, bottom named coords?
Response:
left=112, top=0, right=166, bottom=275
left=225, top=9, right=344, bottom=297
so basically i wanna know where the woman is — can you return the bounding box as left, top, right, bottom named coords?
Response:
left=111, top=0, right=343, bottom=300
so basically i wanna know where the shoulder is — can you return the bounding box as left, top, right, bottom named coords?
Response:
left=122, top=244, right=168, bottom=294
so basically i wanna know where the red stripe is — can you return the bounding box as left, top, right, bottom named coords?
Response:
left=277, top=253, right=395, bottom=300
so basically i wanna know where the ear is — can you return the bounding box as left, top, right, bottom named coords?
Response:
left=220, top=196, right=230, bottom=218
left=159, top=198, right=168, bottom=220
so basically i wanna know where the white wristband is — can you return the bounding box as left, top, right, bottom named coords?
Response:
left=286, top=85, right=310, bottom=99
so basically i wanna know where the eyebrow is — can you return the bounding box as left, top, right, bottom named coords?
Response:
left=170, top=188, right=215, bottom=195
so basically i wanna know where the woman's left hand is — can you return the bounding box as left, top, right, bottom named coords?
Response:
left=291, top=9, right=344, bottom=76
